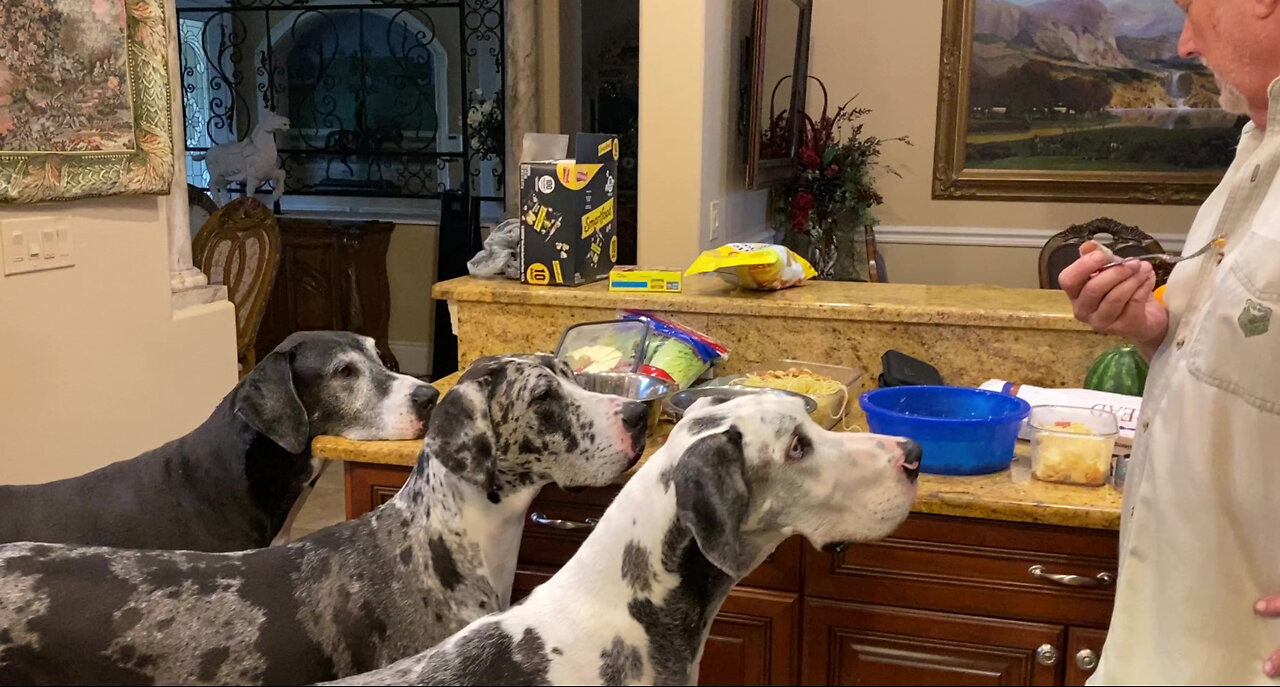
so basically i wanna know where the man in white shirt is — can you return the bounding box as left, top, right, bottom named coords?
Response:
left=1059, top=0, right=1280, bottom=682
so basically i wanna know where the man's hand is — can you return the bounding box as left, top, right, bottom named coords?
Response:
left=1058, top=242, right=1169, bottom=359
left=1257, top=596, right=1280, bottom=677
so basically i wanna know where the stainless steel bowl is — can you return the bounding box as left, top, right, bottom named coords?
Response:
left=664, top=385, right=818, bottom=420
left=574, top=372, right=677, bottom=431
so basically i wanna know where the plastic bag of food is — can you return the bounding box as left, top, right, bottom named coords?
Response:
left=467, top=218, right=522, bottom=280
left=621, top=310, right=727, bottom=388
left=685, top=243, right=816, bottom=290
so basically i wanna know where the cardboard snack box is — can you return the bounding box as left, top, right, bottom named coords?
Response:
left=519, top=133, right=620, bottom=286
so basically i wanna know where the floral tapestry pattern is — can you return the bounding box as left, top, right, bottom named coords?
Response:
left=0, top=0, right=173, bottom=203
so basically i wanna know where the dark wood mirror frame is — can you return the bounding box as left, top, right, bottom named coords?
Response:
left=742, top=0, right=812, bottom=189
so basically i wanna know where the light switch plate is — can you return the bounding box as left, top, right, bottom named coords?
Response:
left=2, top=217, right=73, bottom=276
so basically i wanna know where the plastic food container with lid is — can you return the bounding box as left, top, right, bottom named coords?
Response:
left=554, top=319, right=650, bottom=374
left=1028, top=405, right=1119, bottom=487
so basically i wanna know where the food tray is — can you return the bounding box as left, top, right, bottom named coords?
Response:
left=729, top=360, right=861, bottom=429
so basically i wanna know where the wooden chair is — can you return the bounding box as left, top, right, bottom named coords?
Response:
left=188, top=184, right=219, bottom=241
left=1039, top=217, right=1170, bottom=290
left=193, top=197, right=281, bottom=375
left=867, top=226, right=886, bottom=283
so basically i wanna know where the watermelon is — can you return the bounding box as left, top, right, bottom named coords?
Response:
left=1084, top=345, right=1149, bottom=396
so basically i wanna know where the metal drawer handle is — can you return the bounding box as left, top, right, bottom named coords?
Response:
left=1028, top=564, right=1115, bottom=587
left=530, top=512, right=598, bottom=531
left=1076, top=649, right=1099, bottom=672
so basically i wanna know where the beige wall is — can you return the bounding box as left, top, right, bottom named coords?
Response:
left=0, top=197, right=238, bottom=484
left=807, top=0, right=1201, bottom=285
left=637, top=0, right=768, bottom=267
left=629, top=0, right=1205, bottom=283
left=386, top=222, right=439, bottom=375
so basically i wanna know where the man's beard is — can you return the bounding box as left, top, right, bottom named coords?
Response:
left=1202, top=58, right=1251, bottom=114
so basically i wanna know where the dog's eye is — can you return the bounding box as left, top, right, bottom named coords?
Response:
left=786, top=434, right=810, bottom=462
left=533, top=387, right=555, bottom=404
left=336, top=363, right=356, bottom=379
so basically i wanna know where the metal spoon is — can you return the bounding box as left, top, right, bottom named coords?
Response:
left=1090, top=236, right=1225, bottom=277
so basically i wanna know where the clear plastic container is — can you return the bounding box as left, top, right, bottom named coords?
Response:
left=1028, top=405, right=1119, bottom=487
left=554, top=320, right=650, bottom=374
left=733, top=360, right=863, bottom=429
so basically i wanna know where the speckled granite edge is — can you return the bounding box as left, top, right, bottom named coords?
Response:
left=433, top=277, right=1095, bottom=331
left=313, top=431, right=1121, bottom=531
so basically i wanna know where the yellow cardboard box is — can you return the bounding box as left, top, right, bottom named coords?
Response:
left=608, top=267, right=683, bottom=293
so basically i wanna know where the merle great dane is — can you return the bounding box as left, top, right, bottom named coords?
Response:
left=0, top=331, right=436, bottom=552
left=325, top=393, right=922, bottom=686
left=0, top=355, right=648, bottom=686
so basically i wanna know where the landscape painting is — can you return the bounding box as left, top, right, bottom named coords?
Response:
left=0, top=0, right=173, bottom=203
left=933, top=0, right=1247, bottom=204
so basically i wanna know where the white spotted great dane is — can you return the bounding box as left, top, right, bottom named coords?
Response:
left=0, top=355, right=648, bottom=686
left=0, top=331, right=436, bottom=552
left=325, top=392, right=921, bottom=686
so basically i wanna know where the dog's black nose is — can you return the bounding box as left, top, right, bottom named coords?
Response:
left=411, top=385, right=439, bottom=413
left=899, top=439, right=921, bottom=483
left=622, top=401, right=649, bottom=432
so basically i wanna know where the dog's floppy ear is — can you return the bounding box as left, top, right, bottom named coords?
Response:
left=235, top=349, right=309, bottom=454
left=428, top=358, right=504, bottom=502
left=672, top=427, right=751, bottom=577
left=521, top=353, right=576, bottom=379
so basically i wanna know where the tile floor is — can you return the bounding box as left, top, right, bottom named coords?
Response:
left=288, top=460, right=347, bottom=539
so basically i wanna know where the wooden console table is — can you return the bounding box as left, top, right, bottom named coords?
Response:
left=254, top=216, right=398, bottom=371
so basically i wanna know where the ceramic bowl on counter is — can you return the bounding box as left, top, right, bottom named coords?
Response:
left=1027, top=405, right=1119, bottom=487
left=858, top=386, right=1031, bottom=476
left=574, top=372, right=678, bottom=432
left=664, top=385, right=818, bottom=421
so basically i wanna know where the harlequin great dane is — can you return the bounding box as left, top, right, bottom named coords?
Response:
left=324, top=392, right=921, bottom=686
left=0, top=330, right=436, bottom=552
left=0, top=355, right=648, bottom=686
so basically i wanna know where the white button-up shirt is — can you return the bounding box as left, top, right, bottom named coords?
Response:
left=1091, top=76, right=1280, bottom=685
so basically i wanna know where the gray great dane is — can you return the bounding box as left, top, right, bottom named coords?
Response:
left=0, top=355, right=648, bottom=686
left=325, top=393, right=921, bottom=686
left=0, top=331, right=436, bottom=552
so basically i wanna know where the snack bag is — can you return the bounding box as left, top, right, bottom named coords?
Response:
left=685, top=243, right=816, bottom=291
left=621, top=310, right=728, bottom=389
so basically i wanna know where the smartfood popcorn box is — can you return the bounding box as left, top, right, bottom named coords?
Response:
left=519, top=132, right=620, bottom=286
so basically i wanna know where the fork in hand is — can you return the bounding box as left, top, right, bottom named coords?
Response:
left=1089, top=236, right=1226, bottom=278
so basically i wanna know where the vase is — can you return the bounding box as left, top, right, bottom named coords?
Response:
left=781, top=210, right=871, bottom=282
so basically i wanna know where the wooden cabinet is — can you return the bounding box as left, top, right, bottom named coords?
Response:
left=805, top=514, right=1119, bottom=628
left=1063, top=627, right=1107, bottom=686
left=255, top=216, right=398, bottom=371
left=700, top=588, right=799, bottom=686
left=343, top=462, right=410, bottom=520
left=803, top=600, right=1064, bottom=686
left=340, top=463, right=1120, bottom=687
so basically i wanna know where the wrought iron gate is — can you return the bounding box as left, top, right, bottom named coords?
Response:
left=176, top=0, right=505, bottom=207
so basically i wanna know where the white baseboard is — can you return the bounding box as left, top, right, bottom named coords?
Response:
left=874, top=225, right=1186, bottom=252
left=389, top=341, right=432, bottom=377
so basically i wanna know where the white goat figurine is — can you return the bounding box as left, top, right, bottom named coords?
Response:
left=193, top=111, right=291, bottom=205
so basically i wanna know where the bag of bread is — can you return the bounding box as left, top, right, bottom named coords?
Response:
left=686, top=243, right=816, bottom=291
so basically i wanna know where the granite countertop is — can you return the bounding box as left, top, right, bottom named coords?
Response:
left=432, top=276, right=1095, bottom=331
left=312, top=373, right=1121, bottom=531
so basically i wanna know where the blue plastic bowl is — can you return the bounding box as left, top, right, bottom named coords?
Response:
left=859, top=386, right=1031, bottom=476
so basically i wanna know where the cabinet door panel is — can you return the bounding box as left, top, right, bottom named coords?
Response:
left=802, top=599, right=1064, bottom=686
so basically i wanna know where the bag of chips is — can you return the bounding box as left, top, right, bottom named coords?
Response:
left=685, top=242, right=816, bottom=291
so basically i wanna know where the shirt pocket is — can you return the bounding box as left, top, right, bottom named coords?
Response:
left=1186, top=230, right=1280, bottom=415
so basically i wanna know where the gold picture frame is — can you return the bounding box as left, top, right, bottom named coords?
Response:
left=0, top=0, right=174, bottom=203
left=932, top=0, right=1242, bottom=205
